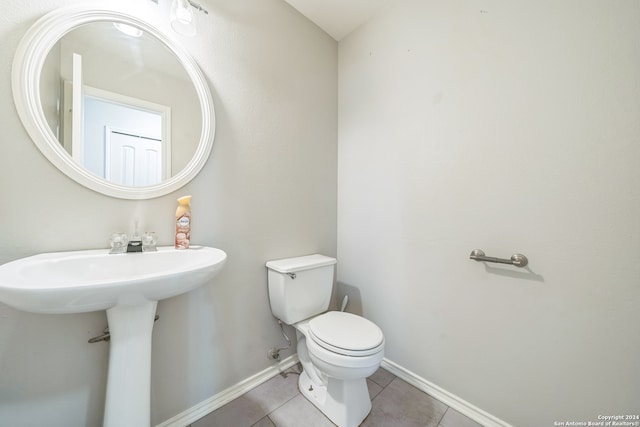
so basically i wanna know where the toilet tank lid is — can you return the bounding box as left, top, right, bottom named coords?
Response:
left=266, top=254, right=337, bottom=273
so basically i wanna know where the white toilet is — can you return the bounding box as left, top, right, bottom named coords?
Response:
left=266, top=254, right=385, bottom=427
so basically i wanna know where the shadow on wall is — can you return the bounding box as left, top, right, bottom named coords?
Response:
left=482, top=264, right=545, bottom=283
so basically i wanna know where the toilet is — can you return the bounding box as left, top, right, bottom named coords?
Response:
left=266, top=254, right=385, bottom=427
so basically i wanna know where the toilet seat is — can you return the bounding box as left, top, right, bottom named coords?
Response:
left=308, top=311, right=384, bottom=357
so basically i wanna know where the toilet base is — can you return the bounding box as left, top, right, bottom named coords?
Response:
left=299, top=369, right=372, bottom=427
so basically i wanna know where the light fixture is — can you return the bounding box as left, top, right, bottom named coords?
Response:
left=147, top=0, right=209, bottom=37
left=170, top=0, right=196, bottom=36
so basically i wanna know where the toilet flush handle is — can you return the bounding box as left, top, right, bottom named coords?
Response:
left=287, top=272, right=296, bottom=279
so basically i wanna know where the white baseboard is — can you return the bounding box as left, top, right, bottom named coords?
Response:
left=381, top=358, right=512, bottom=427
left=155, top=354, right=510, bottom=427
left=155, top=354, right=300, bottom=427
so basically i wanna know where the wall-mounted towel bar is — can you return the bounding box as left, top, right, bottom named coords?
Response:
left=469, top=249, right=528, bottom=268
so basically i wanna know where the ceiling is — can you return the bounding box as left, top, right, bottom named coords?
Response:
left=283, top=0, right=390, bottom=41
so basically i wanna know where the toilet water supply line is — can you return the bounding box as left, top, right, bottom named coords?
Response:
left=267, top=295, right=349, bottom=361
left=267, top=320, right=291, bottom=361
left=340, top=295, right=349, bottom=312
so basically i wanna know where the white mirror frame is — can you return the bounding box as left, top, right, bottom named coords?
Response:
left=12, top=5, right=215, bottom=199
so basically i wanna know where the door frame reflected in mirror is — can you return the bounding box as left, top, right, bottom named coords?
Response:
left=69, top=84, right=172, bottom=184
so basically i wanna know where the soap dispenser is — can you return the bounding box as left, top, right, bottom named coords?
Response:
left=175, top=195, right=192, bottom=249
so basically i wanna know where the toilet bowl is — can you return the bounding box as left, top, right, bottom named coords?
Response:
left=294, top=312, right=384, bottom=427
left=266, top=255, right=385, bottom=427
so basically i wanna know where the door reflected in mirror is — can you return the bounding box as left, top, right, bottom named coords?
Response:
left=84, top=91, right=168, bottom=186
left=40, top=21, right=200, bottom=187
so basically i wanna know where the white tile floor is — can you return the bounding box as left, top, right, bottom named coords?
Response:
left=191, top=366, right=483, bottom=427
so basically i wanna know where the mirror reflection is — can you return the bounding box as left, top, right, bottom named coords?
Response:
left=40, top=21, right=201, bottom=187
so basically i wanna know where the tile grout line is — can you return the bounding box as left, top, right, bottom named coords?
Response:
left=368, top=372, right=453, bottom=427
left=261, top=369, right=305, bottom=427
left=437, top=406, right=451, bottom=427
left=368, top=371, right=397, bottom=392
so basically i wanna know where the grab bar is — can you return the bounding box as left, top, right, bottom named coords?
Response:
left=469, top=249, right=528, bottom=268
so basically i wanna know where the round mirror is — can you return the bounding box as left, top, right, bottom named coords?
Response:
left=12, top=5, right=215, bottom=199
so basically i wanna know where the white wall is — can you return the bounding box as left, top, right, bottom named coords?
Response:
left=338, top=0, right=640, bottom=425
left=0, top=0, right=336, bottom=425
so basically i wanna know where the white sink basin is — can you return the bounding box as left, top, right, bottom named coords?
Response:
left=0, top=246, right=227, bottom=314
left=0, top=245, right=226, bottom=427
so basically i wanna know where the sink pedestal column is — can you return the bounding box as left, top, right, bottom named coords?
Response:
left=104, top=299, right=158, bottom=427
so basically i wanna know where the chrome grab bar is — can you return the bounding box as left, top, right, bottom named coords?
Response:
left=469, top=249, right=528, bottom=268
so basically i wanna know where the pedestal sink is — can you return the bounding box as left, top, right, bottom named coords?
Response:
left=0, top=246, right=226, bottom=427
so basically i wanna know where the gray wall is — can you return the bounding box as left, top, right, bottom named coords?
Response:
left=0, top=0, right=337, bottom=425
left=338, top=0, right=640, bottom=425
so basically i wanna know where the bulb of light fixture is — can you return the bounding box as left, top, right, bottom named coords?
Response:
left=170, top=0, right=196, bottom=36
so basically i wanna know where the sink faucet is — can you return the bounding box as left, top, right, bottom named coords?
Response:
left=126, top=220, right=143, bottom=252
left=109, top=220, right=156, bottom=254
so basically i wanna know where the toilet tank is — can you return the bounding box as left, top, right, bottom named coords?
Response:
left=266, top=254, right=337, bottom=324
